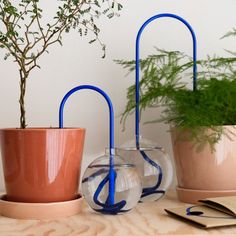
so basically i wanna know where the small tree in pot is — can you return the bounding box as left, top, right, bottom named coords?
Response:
left=0, top=0, right=123, bottom=128
left=117, top=31, right=236, bottom=203
left=0, top=0, right=123, bottom=203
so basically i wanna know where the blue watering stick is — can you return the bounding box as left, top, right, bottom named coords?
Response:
left=135, top=13, right=198, bottom=198
left=59, top=85, right=125, bottom=213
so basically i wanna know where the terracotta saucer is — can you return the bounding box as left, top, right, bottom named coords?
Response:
left=176, top=187, right=236, bottom=204
left=0, top=194, right=83, bottom=220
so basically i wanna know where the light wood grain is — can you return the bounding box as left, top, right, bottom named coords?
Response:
left=0, top=191, right=236, bottom=236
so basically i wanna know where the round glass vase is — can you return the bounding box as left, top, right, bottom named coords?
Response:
left=82, top=154, right=142, bottom=213
left=116, top=137, right=173, bottom=202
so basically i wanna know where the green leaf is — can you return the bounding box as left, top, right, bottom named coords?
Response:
left=89, top=39, right=96, bottom=44
left=4, top=52, right=11, bottom=60
left=221, top=28, right=236, bottom=39
left=117, top=3, right=123, bottom=11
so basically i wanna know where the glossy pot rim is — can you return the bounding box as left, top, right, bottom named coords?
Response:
left=170, top=124, right=236, bottom=131
left=0, top=127, right=86, bottom=132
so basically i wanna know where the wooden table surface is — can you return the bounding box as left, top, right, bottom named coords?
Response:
left=1, top=191, right=236, bottom=236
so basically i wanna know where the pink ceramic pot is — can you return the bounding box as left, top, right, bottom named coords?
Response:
left=171, top=126, right=236, bottom=203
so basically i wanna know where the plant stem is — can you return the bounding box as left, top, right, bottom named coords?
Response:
left=19, top=70, right=27, bottom=128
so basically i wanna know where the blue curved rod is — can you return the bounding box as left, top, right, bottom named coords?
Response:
left=135, top=13, right=197, bottom=146
left=59, top=85, right=115, bottom=205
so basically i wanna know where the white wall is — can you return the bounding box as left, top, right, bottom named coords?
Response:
left=0, top=0, right=236, bottom=191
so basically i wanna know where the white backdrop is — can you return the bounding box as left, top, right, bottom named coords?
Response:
left=0, top=0, right=235, bottom=191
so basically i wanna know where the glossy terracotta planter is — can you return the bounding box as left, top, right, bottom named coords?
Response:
left=0, top=128, right=85, bottom=203
left=171, top=126, right=236, bottom=203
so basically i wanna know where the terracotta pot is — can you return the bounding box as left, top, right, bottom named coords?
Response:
left=171, top=125, right=236, bottom=203
left=0, top=128, right=85, bottom=203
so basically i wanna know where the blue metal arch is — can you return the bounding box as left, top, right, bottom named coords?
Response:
left=135, top=13, right=198, bottom=145
left=59, top=85, right=115, bottom=205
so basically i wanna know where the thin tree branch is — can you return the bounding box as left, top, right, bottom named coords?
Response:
left=13, top=1, right=30, bottom=29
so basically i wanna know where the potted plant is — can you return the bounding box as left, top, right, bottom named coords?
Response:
left=0, top=0, right=123, bottom=203
left=117, top=36, right=236, bottom=203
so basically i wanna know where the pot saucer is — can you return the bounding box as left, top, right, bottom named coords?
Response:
left=176, top=187, right=236, bottom=204
left=0, top=194, right=83, bottom=220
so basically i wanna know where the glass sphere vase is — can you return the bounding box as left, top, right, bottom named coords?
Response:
left=116, top=137, right=173, bottom=202
left=82, top=154, right=142, bottom=214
